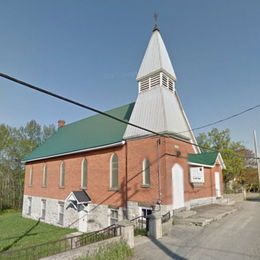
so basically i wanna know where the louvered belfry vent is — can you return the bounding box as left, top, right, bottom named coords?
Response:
left=140, top=78, right=149, bottom=92
left=151, top=73, right=160, bottom=87
left=139, top=72, right=175, bottom=93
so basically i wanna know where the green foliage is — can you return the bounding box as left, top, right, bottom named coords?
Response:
left=197, top=128, right=254, bottom=185
left=83, top=241, right=133, bottom=260
left=0, top=121, right=56, bottom=211
left=134, top=228, right=147, bottom=236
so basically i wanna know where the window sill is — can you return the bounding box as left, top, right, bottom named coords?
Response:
left=28, top=185, right=32, bottom=187
left=141, top=184, right=151, bottom=188
left=109, top=187, right=119, bottom=191
left=59, top=186, right=65, bottom=189
left=81, top=187, right=87, bottom=190
left=41, top=185, right=47, bottom=188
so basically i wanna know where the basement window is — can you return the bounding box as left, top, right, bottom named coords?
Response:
left=41, top=199, right=46, bottom=220
left=141, top=207, right=152, bottom=217
left=58, top=202, right=64, bottom=226
left=110, top=209, right=119, bottom=225
left=27, top=197, right=32, bottom=215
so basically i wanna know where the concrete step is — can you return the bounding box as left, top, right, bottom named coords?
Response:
left=216, top=198, right=236, bottom=206
left=173, top=210, right=197, bottom=219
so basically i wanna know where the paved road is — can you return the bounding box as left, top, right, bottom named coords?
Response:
left=134, top=200, right=260, bottom=260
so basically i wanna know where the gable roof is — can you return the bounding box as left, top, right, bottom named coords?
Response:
left=188, top=151, right=225, bottom=169
left=23, top=103, right=135, bottom=163
left=71, top=190, right=91, bottom=203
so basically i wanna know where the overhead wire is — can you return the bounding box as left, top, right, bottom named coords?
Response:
left=0, top=72, right=258, bottom=160
left=177, top=103, right=260, bottom=134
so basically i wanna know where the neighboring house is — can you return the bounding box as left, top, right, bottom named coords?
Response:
left=22, top=25, right=225, bottom=232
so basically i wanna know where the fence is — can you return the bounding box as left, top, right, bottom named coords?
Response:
left=0, top=224, right=121, bottom=260
left=76, top=224, right=121, bottom=247
left=130, top=215, right=149, bottom=236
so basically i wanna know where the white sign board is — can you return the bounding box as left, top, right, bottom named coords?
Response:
left=190, top=167, right=204, bottom=183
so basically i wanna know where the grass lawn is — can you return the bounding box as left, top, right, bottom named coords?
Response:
left=0, top=210, right=76, bottom=252
left=81, top=241, right=133, bottom=260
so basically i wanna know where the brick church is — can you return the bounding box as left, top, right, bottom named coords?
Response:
left=22, top=25, right=225, bottom=232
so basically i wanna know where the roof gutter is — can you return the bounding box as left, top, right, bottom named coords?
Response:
left=22, top=141, right=125, bottom=163
left=188, top=162, right=214, bottom=168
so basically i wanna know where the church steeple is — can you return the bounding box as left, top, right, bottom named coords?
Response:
left=137, top=26, right=177, bottom=93
left=124, top=25, right=199, bottom=153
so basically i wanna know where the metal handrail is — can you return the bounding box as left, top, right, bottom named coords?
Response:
left=0, top=224, right=121, bottom=259
left=161, top=211, right=171, bottom=223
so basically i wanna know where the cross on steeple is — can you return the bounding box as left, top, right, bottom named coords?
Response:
left=153, top=13, right=160, bottom=32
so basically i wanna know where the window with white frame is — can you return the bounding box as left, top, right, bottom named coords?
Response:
left=58, top=202, right=64, bottom=225
left=110, top=154, right=119, bottom=189
left=41, top=199, right=46, bottom=220
left=141, top=207, right=152, bottom=217
left=142, top=159, right=150, bottom=186
left=42, top=164, right=47, bottom=187
left=29, top=166, right=33, bottom=186
left=27, top=197, right=32, bottom=215
left=110, top=209, right=118, bottom=225
left=59, top=161, right=65, bottom=187
left=81, top=159, right=87, bottom=189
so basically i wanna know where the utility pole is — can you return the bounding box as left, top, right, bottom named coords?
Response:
left=253, top=130, right=260, bottom=194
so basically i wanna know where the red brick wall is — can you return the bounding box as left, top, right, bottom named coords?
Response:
left=24, top=145, right=127, bottom=208
left=24, top=136, right=224, bottom=208
left=125, top=136, right=165, bottom=206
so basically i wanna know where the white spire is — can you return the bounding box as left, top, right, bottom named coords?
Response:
left=136, top=28, right=176, bottom=81
left=124, top=26, right=199, bottom=153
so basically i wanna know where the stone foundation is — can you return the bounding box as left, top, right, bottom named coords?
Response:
left=186, top=196, right=217, bottom=209
left=22, top=195, right=218, bottom=232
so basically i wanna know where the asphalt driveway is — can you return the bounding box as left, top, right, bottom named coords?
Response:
left=134, top=199, right=260, bottom=260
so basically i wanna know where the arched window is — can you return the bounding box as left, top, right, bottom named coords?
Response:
left=81, top=159, right=87, bottom=189
left=59, top=161, right=65, bottom=187
left=42, top=164, right=47, bottom=187
left=29, top=166, right=33, bottom=186
left=110, top=154, right=119, bottom=189
left=142, top=159, right=150, bottom=186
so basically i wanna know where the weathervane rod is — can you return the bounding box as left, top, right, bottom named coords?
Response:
left=153, top=12, right=160, bottom=31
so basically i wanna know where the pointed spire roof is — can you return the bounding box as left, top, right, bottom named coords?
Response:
left=136, top=28, right=176, bottom=81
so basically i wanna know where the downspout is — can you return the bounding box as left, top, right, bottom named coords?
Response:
left=125, top=140, right=128, bottom=219
left=157, top=137, right=162, bottom=205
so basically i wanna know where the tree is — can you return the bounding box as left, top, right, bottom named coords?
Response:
left=197, top=128, right=252, bottom=186
left=0, top=121, right=56, bottom=211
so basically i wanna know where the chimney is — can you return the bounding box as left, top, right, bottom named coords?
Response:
left=58, top=120, right=65, bottom=128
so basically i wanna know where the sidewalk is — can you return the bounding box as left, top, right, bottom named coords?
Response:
left=173, top=203, right=238, bottom=227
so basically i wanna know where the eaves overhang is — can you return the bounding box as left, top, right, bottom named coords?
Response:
left=22, top=141, right=125, bottom=164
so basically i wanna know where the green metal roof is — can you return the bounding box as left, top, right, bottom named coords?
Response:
left=24, top=103, right=135, bottom=162
left=188, top=151, right=219, bottom=167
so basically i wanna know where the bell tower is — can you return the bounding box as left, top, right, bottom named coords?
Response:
left=124, top=24, right=199, bottom=153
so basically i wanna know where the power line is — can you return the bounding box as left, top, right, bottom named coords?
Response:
left=178, top=104, right=260, bottom=134
left=0, top=72, right=258, bottom=160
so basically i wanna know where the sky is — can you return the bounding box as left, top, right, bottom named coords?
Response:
left=0, top=0, right=260, bottom=150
